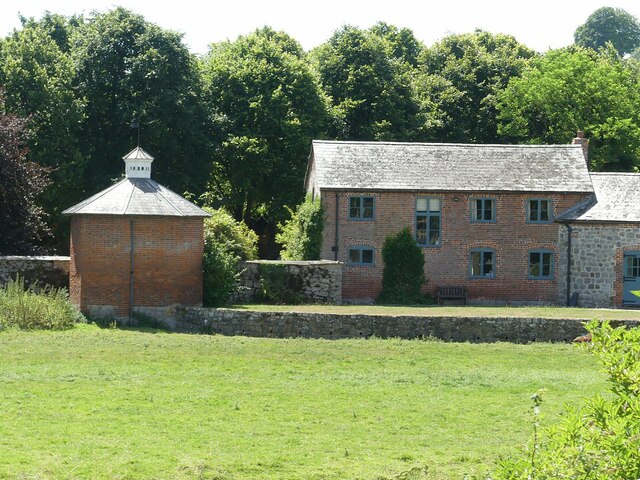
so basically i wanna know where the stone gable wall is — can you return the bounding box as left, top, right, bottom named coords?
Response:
left=558, top=223, right=640, bottom=307
left=0, top=256, right=70, bottom=290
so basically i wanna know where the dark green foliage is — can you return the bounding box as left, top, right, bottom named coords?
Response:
left=497, top=46, right=640, bottom=170
left=415, top=30, right=535, bottom=143
left=311, top=25, right=420, bottom=141
left=0, top=276, right=84, bottom=330
left=575, top=7, right=640, bottom=56
left=276, top=196, right=324, bottom=260
left=495, top=320, right=640, bottom=479
left=256, top=263, right=303, bottom=304
left=0, top=95, right=51, bottom=254
left=377, top=228, right=427, bottom=304
left=201, top=27, right=328, bottom=225
left=73, top=7, right=212, bottom=196
left=0, top=20, right=85, bottom=250
left=202, top=208, right=258, bottom=307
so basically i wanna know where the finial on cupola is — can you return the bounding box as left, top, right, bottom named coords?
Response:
left=123, top=147, right=154, bottom=179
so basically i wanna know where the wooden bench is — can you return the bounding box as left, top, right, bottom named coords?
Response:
left=437, top=286, right=467, bottom=305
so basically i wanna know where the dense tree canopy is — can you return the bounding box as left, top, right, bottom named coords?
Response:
left=201, top=27, right=328, bottom=226
left=415, top=30, right=535, bottom=143
left=73, top=7, right=211, bottom=196
left=0, top=94, right=50, bottom=254
left=497, top=46, right=640, bottom=170
left=574, top=7, right=640, bottom=56
left=0, top=21, right=85, bottom=247
left=311, top=25, right=419, bottom=141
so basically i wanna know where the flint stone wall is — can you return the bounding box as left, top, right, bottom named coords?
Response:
left=234, top=260, right=342, bottom=304
left=134, top=306, right=640, bottom=343
left=558, top=224, right=640, bottom=307
left=0, top=256, right=70, bottom=290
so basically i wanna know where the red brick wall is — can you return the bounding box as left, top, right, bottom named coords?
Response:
left=321, top=190, right=590, bottom=303
left=69, top=215, right=204, bottom=316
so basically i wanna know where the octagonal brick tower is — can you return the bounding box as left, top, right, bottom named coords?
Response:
left=62, top=147, right=210, bottom=318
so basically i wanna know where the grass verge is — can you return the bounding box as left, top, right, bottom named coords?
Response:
left=0, top=325, right=604, bottom=479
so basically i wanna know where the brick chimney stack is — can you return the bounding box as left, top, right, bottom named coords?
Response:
left=572, top=130, right=589, bottom=162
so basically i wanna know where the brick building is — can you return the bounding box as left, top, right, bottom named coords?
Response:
left=305, top=136, right=604, bottom=304
left=63, top=147, right=209, bottom=318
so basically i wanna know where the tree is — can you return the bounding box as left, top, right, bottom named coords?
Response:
left=369, top=22, right=424, bottom=67
left=575, top=7, right=640, bottom=56
left=73, top=7, right=212, bottom=196
left=497, top=46, right=640, bottom=171
left=311, top=25, right=420, bottom=141
left=0, top=20, right=85, bottom=250
left=276, top=196, right=324, bottom=260
left=0, top=93, right=51, bottom=254
left=415, top=30, right=535, bottom=143
left=201, top=27, right=328, bottom=228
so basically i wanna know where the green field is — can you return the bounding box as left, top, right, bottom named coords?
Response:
left=0, top=324, right=605, bottom=479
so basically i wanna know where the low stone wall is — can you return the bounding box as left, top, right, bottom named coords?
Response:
left=135, top=306, right=640, bottom=343
left=0, top=256, right=70, bottom=290
left=234, top=260, right=342, bottom=304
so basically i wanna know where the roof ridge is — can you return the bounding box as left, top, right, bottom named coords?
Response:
left=312, top=140, right=578, bottom=149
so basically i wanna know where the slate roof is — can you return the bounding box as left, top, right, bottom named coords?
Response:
left=556, top=173, right=640, bottom=223
left=62, top=178, right=210, bottom=217
left=307, top=141, right=594, bottom=193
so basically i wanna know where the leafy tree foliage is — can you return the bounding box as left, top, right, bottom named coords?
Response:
left=201, top=27, right=328, bottom=225
left=377, top=228, right=427, bottom=304
left=276, top=196, right=324, bottom=260
left=415, top=30, right=535, bottom=143
left=0, top=94, right=50, bottom=254
left=0, top=21, right=85, bottom=248
left=311, top=25, right=419, bottom=141
left=369, top=22, right=424, bottom=67
left=497, top=46, right=640, bottom=170
left=73, top=7, right=211, bottom=196
left=495, top=321, right=640, bottom=480
left=202, top=208, right=258, bottom=307
left=575, top=7, right=640, bottom=56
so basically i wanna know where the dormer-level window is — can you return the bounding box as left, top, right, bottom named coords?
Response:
left=470, top=198, right=495, bottom=223
left=349, top=196, right=374, bottom=220
left=416, top=197, right=441, bottom=247
left=527, top=199, right=552, bottom=223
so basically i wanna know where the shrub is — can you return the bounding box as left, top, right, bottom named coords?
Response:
left=203, top=208, right=258, bottom=307
left=276, top=196, right=324, bottom=260
left=0, top=276, right=84, bottom=330
left=377, top=228, right=428, bottom=304
left=494, top=320, right=640, bottom=480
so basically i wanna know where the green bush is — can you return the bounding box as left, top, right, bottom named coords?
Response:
left=495, top=320, right=640, bottom=480
left=377, top=228, right=428, bottom=304
left=276, top=196, right=324, bottom=260
left=203, top=208, right=258, bottom=307
left=0, top=276, right=85, bottom=330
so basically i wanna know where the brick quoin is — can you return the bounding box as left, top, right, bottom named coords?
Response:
left=321, top=190, right=591, bottom=303
left=70, top=215, right=204, bottom=316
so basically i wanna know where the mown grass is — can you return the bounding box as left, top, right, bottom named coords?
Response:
left=0, top=325, right=604, bottom=479
left=229, top=303, right=640, bottom=320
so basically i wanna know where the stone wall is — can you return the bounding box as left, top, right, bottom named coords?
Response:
left=0, top=256, right=70, bottom=289
left=558, top=223, right=640, bottom=307
left=135, top=306, right=640, bottom=343
left=234, top=260, right=342, bottom=304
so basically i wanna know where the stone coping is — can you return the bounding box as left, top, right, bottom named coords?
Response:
left=0, top=255, right=70, bottom=261
left=244, top=260, right=341, bottom=266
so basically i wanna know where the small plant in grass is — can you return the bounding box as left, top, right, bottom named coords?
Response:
left=276, top=196, right=324, bottom=260
left=0, top=276, right=84, bottom=330
left=494, top=320, right=640, bottom=480
left=377, top=228, right=429, bottom=304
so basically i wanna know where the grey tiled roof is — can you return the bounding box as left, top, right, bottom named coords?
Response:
left=62, top=178, right=210, bottom=217
left=308, top=141, right=594, bottom=193
left=557, top=173, right=640, bottom=223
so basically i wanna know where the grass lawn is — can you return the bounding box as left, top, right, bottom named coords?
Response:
left=229, top=303, right=640, bottom=321
left=0, top=324, right=605, bottom=479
